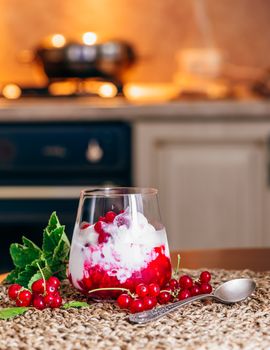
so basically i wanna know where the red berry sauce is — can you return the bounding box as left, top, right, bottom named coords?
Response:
left=69, top=209, right=172, bottom=300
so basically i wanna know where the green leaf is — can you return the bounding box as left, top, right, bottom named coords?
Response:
left=16, top=264, right=38, bottom=288
left=42, top=226, right=65, bottom=258
left=50, top=261, right=67, bottom=280
left=22, top=237, right=42, bottom=253
left=9, top=236, right=42, bottom=269
left=0, top=307, right=30, bottom=320
left=7, top=212, right=70, bottom=288
left=62, top=301, right=90, bottom=309
left=5, top=268, right=21, bottom=284
left=47, top=211, right=60, bottom=233
left=52, top=232, right=70, bottom=262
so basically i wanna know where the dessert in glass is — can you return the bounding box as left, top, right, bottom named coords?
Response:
left=68, top=187, right=172, bottom=300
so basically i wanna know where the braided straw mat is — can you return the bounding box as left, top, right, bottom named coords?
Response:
left=0, top=269, right=269, bottom=350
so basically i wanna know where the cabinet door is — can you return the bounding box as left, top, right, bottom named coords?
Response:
left=157, top=143, right=264, bottom=249
left=134, top=122, right=270, bottom=250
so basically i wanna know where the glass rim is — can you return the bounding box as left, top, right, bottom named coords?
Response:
left=80, top=187, right=158, bottom=197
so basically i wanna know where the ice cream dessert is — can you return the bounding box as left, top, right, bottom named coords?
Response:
left=68, top=208, right=172, bottom=299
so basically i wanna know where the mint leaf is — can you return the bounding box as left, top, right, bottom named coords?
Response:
left=49, top=261, right=67, bottom=280
left=0, top=307, right=30, bottom=320
left=62, top=301, right=90, bottom=309
left=10, top=237, right=42, bottom=269
left=42, top=226, right=65, bottom=258
left=4, top=268, right=20, bottom=284
left=52, top=232, right=70, bottom=262
left=7, top=212, right=70, bottom=288
left=22, top=237, right=41, bottom=253
left=16, top=264, right=38, bottom=288
left=47, top=211, right=60, bottom=232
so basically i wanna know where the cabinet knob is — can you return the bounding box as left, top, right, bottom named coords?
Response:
left=86, top=140, right=103, bottom=163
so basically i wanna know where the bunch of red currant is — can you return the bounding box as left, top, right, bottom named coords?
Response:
left=8, top=276, right=62, bottom=310
left=117, top=282, right=160, bottom=313
left=117, top=271, right=212, bottom=313
left=166, top=270, right=212, bottom=301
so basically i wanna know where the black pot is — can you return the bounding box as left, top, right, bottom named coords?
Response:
left=36, top=40, right=135, bottom=81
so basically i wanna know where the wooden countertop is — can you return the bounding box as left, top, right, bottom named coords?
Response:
left=170, top=247, right=270, bottom=271
left=0, top=98, right=270, bottom=122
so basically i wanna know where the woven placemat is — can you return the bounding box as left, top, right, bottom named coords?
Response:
left=0, top=269, right=269, bottom=350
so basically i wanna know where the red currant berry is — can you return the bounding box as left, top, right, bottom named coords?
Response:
left=105, top=211, right=116, bottom=223
left=31, top=279, right=45, bottom=294
left=117, top=294, right=132, bottom=309
left=178, top=289, right=191, bottom=300
left=95, top=221, right=105, bottom=234
left=16, top=290, right=32, bottom=307
left=81, top=222, right=90, bottom=229
left=179, top=275, right=193, bottom=289
left=33, top=295, right=46, bottom=310
left=135, top=283, right=149, bottom=298
left=44, top=293, right=54, bottom=306
left=130, top=299, right=144, bottom=313
left=157, top=291, right=172, bottom=304
left=98, top=231, right=110, bottom=244
left=200, top=271, right=211, bottom=284
left=200, top=283, right=212, bottom=294
left=8, top=284, right=22, bottom=300
left=143, top=296, right=157, bottom=310
left=148, top=283, right=160, bottom=297
left=50, top=293, right=62, bottom=308
left=47, top=276, right=60, bottom=290
left=46, top=284, right=57, bottom=295
left=190, top=285, right=201, bottom=296
left=169, top=279, right=179, bottom=290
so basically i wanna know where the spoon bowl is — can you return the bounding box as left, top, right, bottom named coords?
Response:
left=213, top=278, right=256, bottom=304
left=129, top=278, right=256, bottom=324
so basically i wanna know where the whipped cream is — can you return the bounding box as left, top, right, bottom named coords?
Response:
left=69, top=209, right=170, bottom=289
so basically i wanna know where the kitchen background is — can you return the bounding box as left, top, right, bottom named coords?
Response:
left=0, top=0, right=270, bottom=272
left=1, top=0, right=270, bottom=85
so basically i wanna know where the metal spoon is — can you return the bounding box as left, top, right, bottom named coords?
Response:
left=129, top=278, right=256, bottom=324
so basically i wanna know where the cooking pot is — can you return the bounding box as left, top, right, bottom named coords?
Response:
left=36, top=40, right=135, bottom=81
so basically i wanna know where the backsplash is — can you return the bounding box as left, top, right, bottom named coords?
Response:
left=0, top=0, right=269, bottom=85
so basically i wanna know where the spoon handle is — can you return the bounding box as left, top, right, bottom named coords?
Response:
left=129, top=294, right=213, bottom=324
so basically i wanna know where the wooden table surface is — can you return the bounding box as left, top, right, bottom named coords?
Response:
left=170, top=247, right=270, bottom=271
left=1, top=247, right=269, bottom=283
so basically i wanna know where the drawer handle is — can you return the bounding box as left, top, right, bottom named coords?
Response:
left=42, top=145, right=67, bottom=158
left=86, top=140, right=103, bottom=163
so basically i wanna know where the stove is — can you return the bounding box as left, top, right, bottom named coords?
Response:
left=1, top=79, right=124, bottom=100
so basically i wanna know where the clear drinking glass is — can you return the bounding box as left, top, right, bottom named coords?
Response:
left=68, top=187, right=172, bottom=300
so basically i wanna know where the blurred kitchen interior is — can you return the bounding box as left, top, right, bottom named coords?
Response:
left=0, top=0, right=270, bottom=272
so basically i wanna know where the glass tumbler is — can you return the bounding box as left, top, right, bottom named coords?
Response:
left=68, top=187, right=172, bottom=300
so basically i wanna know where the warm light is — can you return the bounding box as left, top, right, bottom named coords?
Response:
left=49, top=81, right=77, bottom=96
left=2, top=84, right=21, bottom=99
left=98, top=83, right=118, bottom=98
left=82, top=32, right=97, bottom=46
left=124, top=86, right=142, bottom=99
left=51, top=34, right=66, bottom=48
left=123, top=83, right=179, bottom=102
